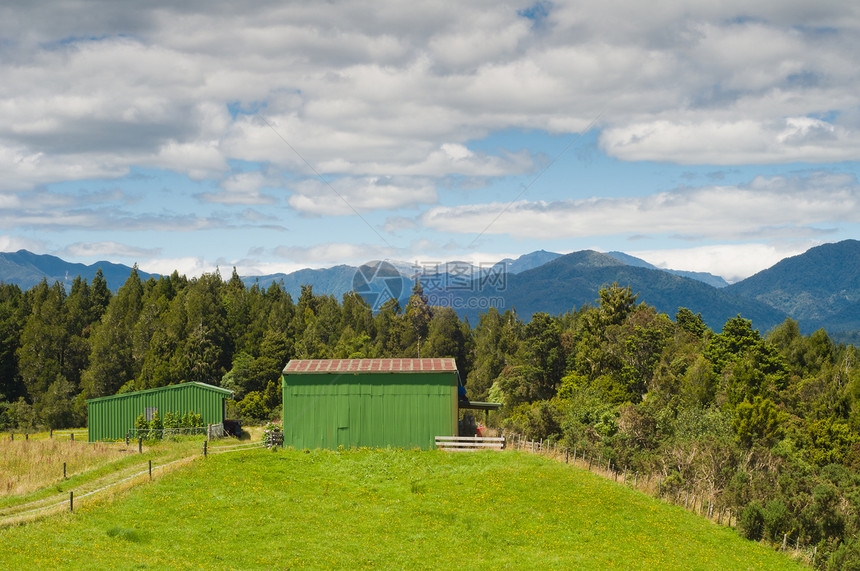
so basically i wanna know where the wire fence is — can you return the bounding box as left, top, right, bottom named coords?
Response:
left=503, top=432, right=817, bottom=567
left=0, top=440, right=265, bottom=526
left=126, top=427, right=208, bottom=440
left=7, top=430, right=89, bottom=442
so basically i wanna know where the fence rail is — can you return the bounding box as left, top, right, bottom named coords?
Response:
left=127, top=426, right=207, bottom=440
left=435, top=436, right=505, bottom=451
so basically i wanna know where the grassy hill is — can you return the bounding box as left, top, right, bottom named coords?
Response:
left=0, top=447, right=801, bottom=570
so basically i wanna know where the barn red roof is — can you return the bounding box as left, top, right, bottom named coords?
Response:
left=282, top=358, right=457, bottom=374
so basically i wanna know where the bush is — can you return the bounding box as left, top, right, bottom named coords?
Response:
left=503, top=400, right=561, bottom=440
left=149, top=411, right=163, bottom=431
left=740, top=501, right=765, bottom=541
left=762, top=499, right=789, bottom=542
left=239, top=391, right=271, bottom=421
left=827, top=538, right=860, bottom=570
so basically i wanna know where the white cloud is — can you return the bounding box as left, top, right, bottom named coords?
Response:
left=273, top=242, right=400, bottom=265
left=627, top=242, right=817, bottom=283
left=196, top=171, right=279, bottom=205
left=57, top=242, right=160, bottom=261
left=600, top=117, right=860, bottom=165
left=1, top=0, right=858, bottom=193
left=0, top=234, right=43, bottom=252
left=421, top=172, right=860, bottom=240
left=2, top=0, right=860, bottom=277
left=139, top=256, right=218, bottom=278
left=288, top=176, right=438, bottom=215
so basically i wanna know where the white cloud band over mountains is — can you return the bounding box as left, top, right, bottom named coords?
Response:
left=0, top=1, right=858, bottom=279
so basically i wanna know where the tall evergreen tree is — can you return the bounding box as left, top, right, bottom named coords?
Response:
left=0, top=283, right=27, bottom=403
left=81, top=267, right=144, bottom=397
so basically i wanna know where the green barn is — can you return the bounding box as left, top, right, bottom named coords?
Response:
left=87, top=382, right=234, bottom=441
left=281, top=358, right=459, bottom=450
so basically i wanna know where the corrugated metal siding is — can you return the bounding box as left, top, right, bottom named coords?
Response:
left=282, top=371, right=458, bottom=450
left=87, top=383, right=232, bottom=441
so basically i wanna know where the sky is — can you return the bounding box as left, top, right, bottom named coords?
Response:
left=1, top=1, right=860, bottom=284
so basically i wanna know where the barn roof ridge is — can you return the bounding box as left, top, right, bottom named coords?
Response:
left=85, top=381, right=233, bottom=403
left=282, top=358, right=457, bottom=374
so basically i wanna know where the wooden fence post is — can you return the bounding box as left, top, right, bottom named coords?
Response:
left=138, top=436, right=143, bottom=454
left=149, top=460, right=152, bottom=480
left=50, top=429, right=53, bottom=439
left=63, top=462, right=66, bottom=479
left=70, top=491, right=73, bottom=513
left=203, top=440, right=208, bottom=458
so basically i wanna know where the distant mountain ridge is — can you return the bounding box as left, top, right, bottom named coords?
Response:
left=2, top=241, right=859, bottom=339
left=606, top=251, right=730, bottom=288
left=726, top=240, right=860, bottom=335
left=424, top=250, right=786, bottom=331
left=240, top=250, right=568, bottom=300
left=0, top=250, right=156, bottom=291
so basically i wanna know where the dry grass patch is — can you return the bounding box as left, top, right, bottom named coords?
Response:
left=0, top=439, right=128, bottom=496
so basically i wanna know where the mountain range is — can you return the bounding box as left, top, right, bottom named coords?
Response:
left=0, top=249, right=156, bottom=290
left=2, top=240, right=859, bottom=340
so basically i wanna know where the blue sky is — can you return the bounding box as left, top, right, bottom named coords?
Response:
left=1, top=1, right=860, bottom=283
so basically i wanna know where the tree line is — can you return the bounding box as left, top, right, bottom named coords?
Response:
left=2, top=269, right=860, bottom=566
left=0, top=268, right=469, bottom=428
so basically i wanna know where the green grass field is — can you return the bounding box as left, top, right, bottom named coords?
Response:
left=0, top=447, right=801, bottom=570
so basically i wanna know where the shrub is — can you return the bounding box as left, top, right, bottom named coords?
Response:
left=827, top=538, right=860, bottom=570
left=263, top=421, right=282, bottom=449
left=763, top=499, right=789, bottom=542
left=149, top=411, right=163, bottom=432
left=239, top=392, right=271, bottom=421
left=740, top=501, right=765, bottom=541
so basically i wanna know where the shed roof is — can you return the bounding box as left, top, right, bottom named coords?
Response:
left=86, top=381, right=233, bottom=403
left=283, top=358, right=457, bottom=374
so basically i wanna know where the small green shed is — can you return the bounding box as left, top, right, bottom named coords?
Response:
left=87, top=382, right=234, bottom=441
left=281, top=358, right=458, bottom=450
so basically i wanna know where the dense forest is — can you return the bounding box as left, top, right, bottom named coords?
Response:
left=3, top=268, right=860, bottom=567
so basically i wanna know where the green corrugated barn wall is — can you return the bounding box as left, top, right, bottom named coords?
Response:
left=87, top=382, right=234, bottom=441
left=282, top=360, right=458, bottom=450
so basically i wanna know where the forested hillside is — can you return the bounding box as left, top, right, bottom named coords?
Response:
left=727, top=240, right=860, bottom=335
left=3, top=268, right=860, bottom=566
